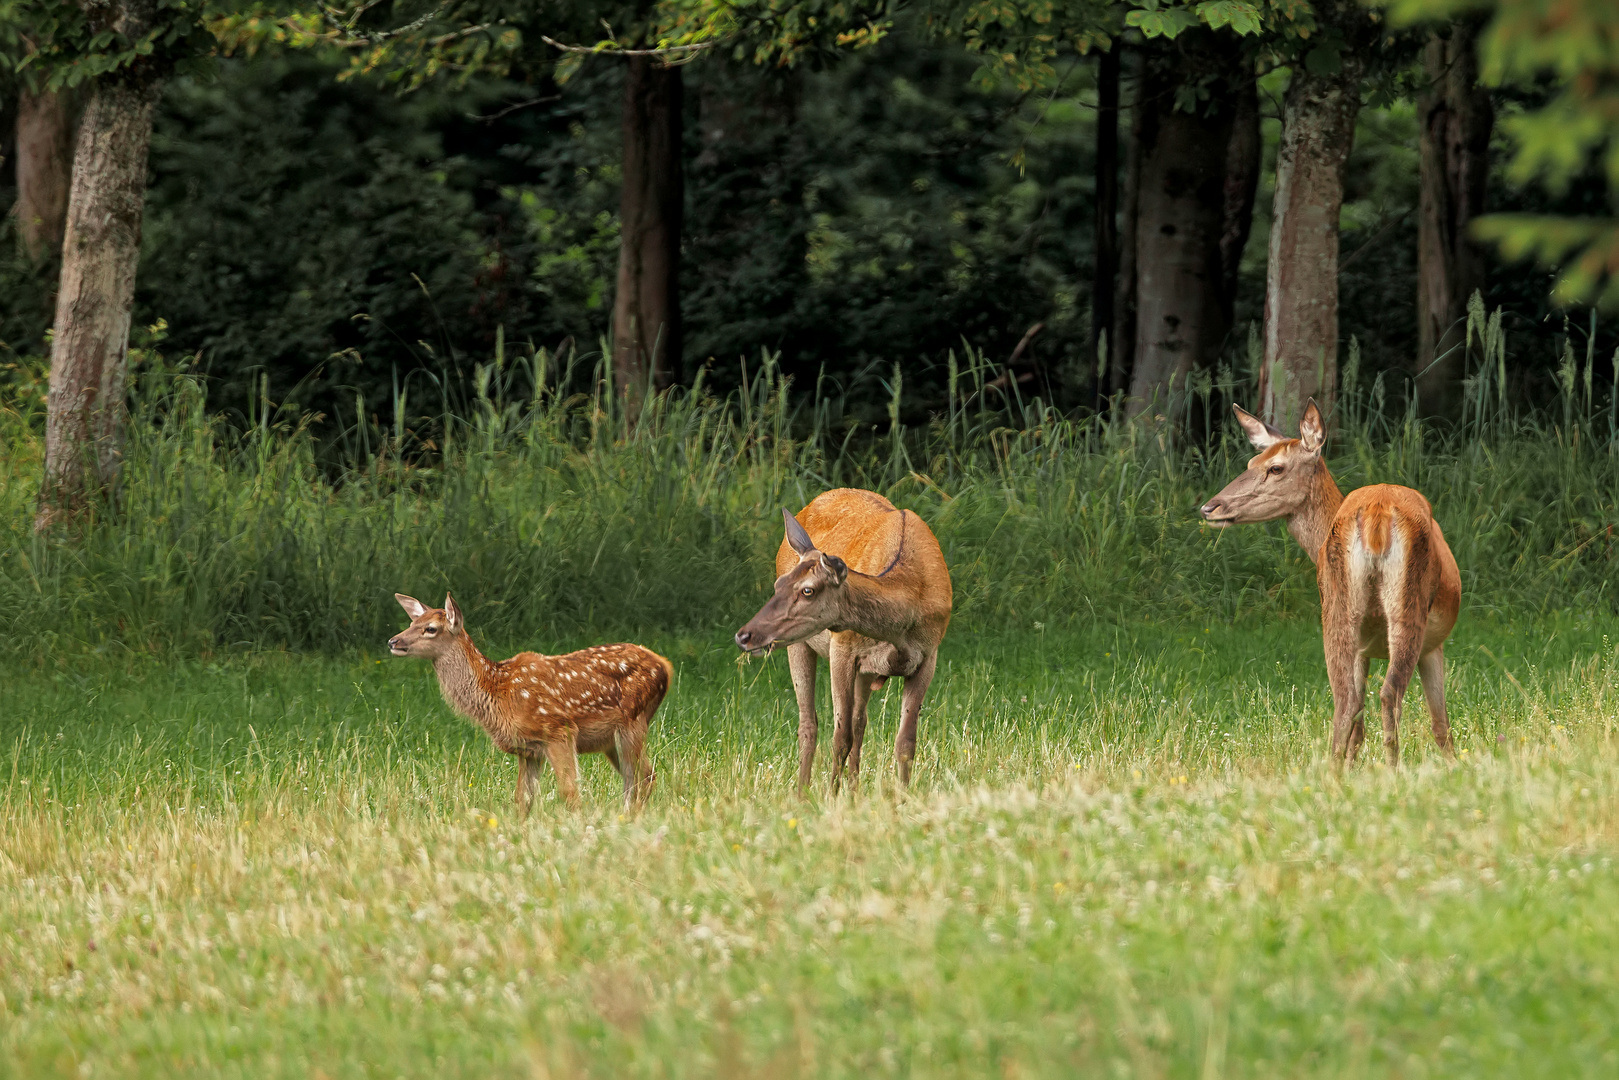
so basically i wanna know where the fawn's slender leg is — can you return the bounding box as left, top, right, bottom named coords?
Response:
left=617, top=721, right=655, bottom=809
left=845, top=674, right=878, bottom=788
left=1418, top=647, right=1454, bottom=757
left=544, top=737, right=582, bottom=809
left=604, top=744, right=630, bottom=803
left=516, top=756, right=541, bottom=818
left=788, top=643, right=819, bottom=794
left=894, top=651, right=937, bottom=787
left=828, top=644, right=859, bottom=795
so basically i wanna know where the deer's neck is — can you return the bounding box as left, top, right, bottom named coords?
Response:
left=1287, top=462, right=1345, bottom=564
left=433, top=634, right=500, bottom=730
left=837, top=571, right=917, bottom=643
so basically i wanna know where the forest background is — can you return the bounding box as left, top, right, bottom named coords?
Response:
left=2, top=0, right=1615, bottom=451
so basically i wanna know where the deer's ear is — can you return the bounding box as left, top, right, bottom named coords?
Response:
left=1233, top=404, right=1285, bottom=449
left=783, top=509, right=816, bottom=556
left=396, top=593, right=427, bottom=619
left=443, top=593, right=462, bottom=631
left=819, top=552, right=848, bottom=585
left=1298, top=399, right=1326, bottom=454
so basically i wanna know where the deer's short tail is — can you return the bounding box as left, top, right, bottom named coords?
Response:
left=644, top=651, right=675, bottom=723
left=1358, top=505, right=1394, bottom=558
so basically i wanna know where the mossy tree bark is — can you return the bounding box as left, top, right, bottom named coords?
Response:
left=1258, top=51, right=1365, bottom=432
left=13, top=88, right=78, bottom=261
left=1089, top=45, right=1120, bottom=408
left=38, top=62, right=162, bottom=529
left=1415, top=22, right=1492, bottom=416
left=612, top=56, right=684, bottom=424
left=1127, top=40, right=1244, bottom=421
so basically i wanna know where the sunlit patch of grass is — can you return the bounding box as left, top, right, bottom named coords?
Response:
left=4, top=620, right=1619, bottom=1076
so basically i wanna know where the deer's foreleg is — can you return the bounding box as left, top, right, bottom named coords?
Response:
left=788, top=642, right=819, bottom=793
left=516, top=755, right=541, bottom=818
left=894, top=651, right=937, bottom=787
left=828, top=644, right=859, bottom=795
left=544, top=736, right=582, bottom=810
left=1418, top=647, right=1454, bottom=758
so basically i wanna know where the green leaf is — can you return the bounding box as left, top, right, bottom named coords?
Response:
left=1304, top=44, right=1341, bottom=76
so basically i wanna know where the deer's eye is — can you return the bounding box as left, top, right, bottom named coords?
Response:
left=1267, top=464, right=1284, bottom=476
left=425, top=625, right=439, bottom=634
left=801, top=587, right=815, bottom=597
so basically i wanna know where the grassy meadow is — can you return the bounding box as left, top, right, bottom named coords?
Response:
left=5, top=339, right=1619, bottom=1076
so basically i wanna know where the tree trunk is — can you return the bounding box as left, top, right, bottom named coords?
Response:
left=1127, top=46, right=1238, bottom=420
left=1258, top=55, right=1364, bottom=431
left=1089, top=46, right=1120, bottom=409
left=13, top=89, right=77, bottom=261
left=613, top=57, right=684, bottom=423
left=1220, top=75, right=1260, bottom=318
left=1416, top=22, right=1492, bottom=416
left=1111, top=50, right=1142, bottom=407
left=38, top=76, right=162, bottom=528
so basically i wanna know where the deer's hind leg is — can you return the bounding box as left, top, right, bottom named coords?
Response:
left=1418, top=647, right=1454, bottom=757
left=615, top=716, right=656, bottom=809
left=1343, top=654, right=1371, bottom=761
left=844, top=674, right=878, bottom=789
left=1321, top=568, right=1368, bottom=766
left=895, top=651, right=938, bottom=787
left=1378, top=619, right=1427, bottom=768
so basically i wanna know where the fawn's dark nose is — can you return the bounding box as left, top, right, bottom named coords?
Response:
left=1199, top=499, right=1221, bottom=519
left=734, top=628, right=754, bottom=650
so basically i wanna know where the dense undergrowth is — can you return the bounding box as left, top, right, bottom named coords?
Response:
left=2, top=314, right=1617, bottom=662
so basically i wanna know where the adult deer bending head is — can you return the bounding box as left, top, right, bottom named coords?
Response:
left=733, top=509, right=851, bottom=656
left=734, top=490, right=952, bottom=792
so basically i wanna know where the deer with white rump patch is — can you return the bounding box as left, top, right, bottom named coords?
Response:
left=1199, top=401, right=1460, bottom=766
left=389, top=593, right=671, bottom=813
left=734, top=489, right=952, bottom=792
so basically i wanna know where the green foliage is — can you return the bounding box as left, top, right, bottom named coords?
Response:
left=0, top=0, right=217, bottom=90
left=3, top=322, right=1619, bottom=663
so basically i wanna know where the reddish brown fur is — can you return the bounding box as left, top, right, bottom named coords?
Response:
left=734, top=489, right=952, bottom=791
left=390, top=593, right=671, bottom=813
left=1201, top=402, right=1460, bottom=766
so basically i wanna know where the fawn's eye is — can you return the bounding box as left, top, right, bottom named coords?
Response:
left=1267, top=465, right=1284, bottom=476
left=425, top=625, right=439, bottom=634
left=801, top=587, right=814, bottom=597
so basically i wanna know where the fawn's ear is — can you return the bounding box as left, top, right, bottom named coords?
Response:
left=1298, top=399, right=1326, bottom=454
left=443, top=592, right=462, bottom=632
left=1233, top=404, right=1286, bottom=449
left=783, top=509, right=816, bottom=556
left=819, top=552, right=848, bottom=586
left=396, top=593, right=427, bottom=619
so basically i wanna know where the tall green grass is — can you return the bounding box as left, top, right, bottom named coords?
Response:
left=2, top=309, right=1617, bottom=662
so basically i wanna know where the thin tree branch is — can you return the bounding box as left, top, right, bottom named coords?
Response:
left=539, top=35, right=716, bottom=58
